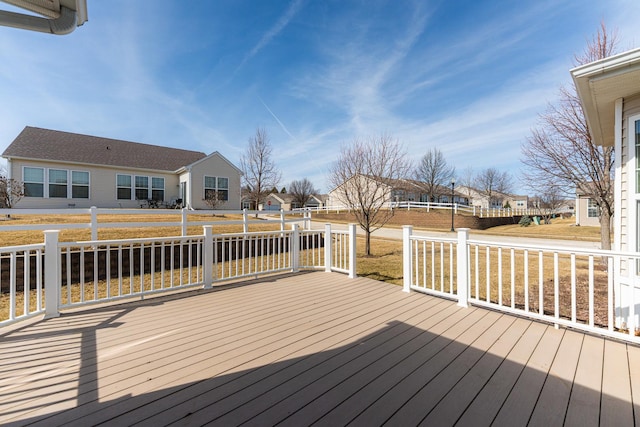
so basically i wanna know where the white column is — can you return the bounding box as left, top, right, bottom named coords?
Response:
left=203, top=226, right=213, bottom=289
left=457, top=228, right=470, bottom=308
left=324, top=223, right=332, bottom=273
left=44, top=230, right=60, bottom=319
left=402, top=225, right=413, bottom=293
left=90, top=206, right=98, bottom=241
left=291, top=224, right=299, bottom=272
left=348, top=223, right=357, bottom=278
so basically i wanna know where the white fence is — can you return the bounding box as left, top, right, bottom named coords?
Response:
left=402, top=226, right=640, bottom=344
left=300, top=202, right=537, bottom=218
left=0, top=207, right=312, bottom=239
left=0, top=223, right=356, bottom=327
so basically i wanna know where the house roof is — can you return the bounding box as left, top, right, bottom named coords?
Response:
left=3, top=126, right=208, bottom=172
left=571, top=48, right=640, bottom=147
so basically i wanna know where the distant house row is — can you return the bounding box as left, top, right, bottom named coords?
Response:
left=326, top=174, right=532, bottom=210
left=2, top=127, right=589, bottom=222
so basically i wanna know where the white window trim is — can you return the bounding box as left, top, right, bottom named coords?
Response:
left=626, top=113, right=640, bottom=261
left=24, top=166, right=90, bottom=199
left=203, top=175, right=229, bottom=201
left=71, top=170, right=90, bottom=199
left=116, top=174, right=165, bottom=201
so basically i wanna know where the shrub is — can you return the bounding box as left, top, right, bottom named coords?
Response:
left=519, top=215, right=532, bottom=227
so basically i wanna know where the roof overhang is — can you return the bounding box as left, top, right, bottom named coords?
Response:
left=0, top=0, right=87, bottom=35
left=571, top=48, right=640, bottom=147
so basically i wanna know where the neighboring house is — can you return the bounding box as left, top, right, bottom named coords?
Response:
left=575, top=191, right=601, bottom=227
left=259, top=193, right=327, bottom=211
left=328, top=175, right=468, bottom=208
left=572, top=47, right=640, bottom=328
left=455, top=185, right=525, bottom=209
left=2, top=126, right=242, bottom=210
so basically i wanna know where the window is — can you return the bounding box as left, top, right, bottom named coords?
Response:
left=587, top=199, right=599, bottom=218
left=24, top=167, right=90, bottom=199
left=135, top=176, right=149, bottom=200
left=24, top=167, right=44, bottom=197
left=152, top=177, right=164, bottom=201
left=71, top=171, right=89, bottom=198
left=204, top=176, right=229, bottom=201
left=117, top=174, right=132, bottom=200
left=48, top=169, right=68, bottom=198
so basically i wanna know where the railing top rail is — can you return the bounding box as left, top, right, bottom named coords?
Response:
left=59, top=234, right=205, bottom=247
left=0, top=243, right=46, bottom=252
left=409, top=235, right=457, bottom=244
left=465, top=238, right=625, bottom=257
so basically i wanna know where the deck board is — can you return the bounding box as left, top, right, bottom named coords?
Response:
left=0, top=271, right=637, bottom=426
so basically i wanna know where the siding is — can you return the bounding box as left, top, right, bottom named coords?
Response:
left=187, top=154, right=242, bottom=210
left=9, top=159, right=179, bottom=209
left=621, top=93, right=640, bottom=251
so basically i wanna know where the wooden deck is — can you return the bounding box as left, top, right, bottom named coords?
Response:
left=0, top=271, right=638, bottom=426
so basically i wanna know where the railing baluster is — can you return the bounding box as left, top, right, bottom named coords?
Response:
left=571, top=253, right=576, bottom=323
left=524, top=249, right=529, bottom=312
left=588, top=255, right=594, bottom=327
left=510, top=248, right=515, bottom=309
left=554, top=252, right=559, bottom=323
left=498, top=247, right=503, bottom=306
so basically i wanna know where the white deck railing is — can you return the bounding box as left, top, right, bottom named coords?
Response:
left=0, top=223, right=356, bottom=327
left=299, top=203, right=537, bottom=218
left=402, top=226, right=640, bottom=344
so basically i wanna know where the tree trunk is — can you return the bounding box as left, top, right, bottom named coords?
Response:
left=600, top=210, right=612, bottom=250
left=365, top=230, right=371, bottom=256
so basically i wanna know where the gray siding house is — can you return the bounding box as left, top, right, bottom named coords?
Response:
left=2, top=127, right=242, bottom=209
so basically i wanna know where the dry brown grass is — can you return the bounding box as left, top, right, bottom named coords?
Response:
left=0, top=213, right=284, bottom=246
left=472, top=217, right=600, bottom=241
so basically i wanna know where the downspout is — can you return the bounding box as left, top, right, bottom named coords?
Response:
left=0, top=5, right=78, bottom=35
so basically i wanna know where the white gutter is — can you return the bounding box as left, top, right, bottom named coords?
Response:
left=0, top=0, right=87, bottom=35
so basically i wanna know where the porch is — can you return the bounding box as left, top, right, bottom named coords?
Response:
left=1, top=271, right=638, bottom=426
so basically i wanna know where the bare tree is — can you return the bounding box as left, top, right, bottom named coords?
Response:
left=203, top=190, right=224, bottom=213
left=521, top=22, right=617, bottom=249
left=532, top=186, right=565, bottom=224
left=328, top=134, right=411, bottom=255
left=475, top=168, right=512, bottom=208
left=0, top=176, right=24, bottom=209
left=289, top=178, right=318, bottom=209
left=240, top=128, right=282, bottom=211
left=457, top=165, right=475, bottom=204
left=414, top=148, right=455, bottom=202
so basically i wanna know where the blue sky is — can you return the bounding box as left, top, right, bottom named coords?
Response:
left=1, top=1, right=640, bottom=194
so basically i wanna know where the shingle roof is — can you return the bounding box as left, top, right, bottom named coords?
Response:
left=2, top=126, right=207, bottom=172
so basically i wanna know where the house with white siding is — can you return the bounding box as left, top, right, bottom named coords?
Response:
left=572, top=47, right=640, bottom=328
left=2, top=127, right=242, bottom=210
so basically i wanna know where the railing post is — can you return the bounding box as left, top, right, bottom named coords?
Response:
left=203, top=226, right=213, bottom=289
left=280, top=209, right=285, bottom=232
left=324, top=223, right=332, bottom=273
left=403, top=225, right=413, bottom=293
left=291, top=224, right=299, bottom=272
left=181, top=208, right=188, bottom=236
left=44, top=230, right=60, bottom=319
left=90, top=206, right=98, bottom=241
left=243, top=209, right=249, bottom=234
left=348, top=223, right=357, bottom=278
left=457, top=228, right=470, bottom=308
